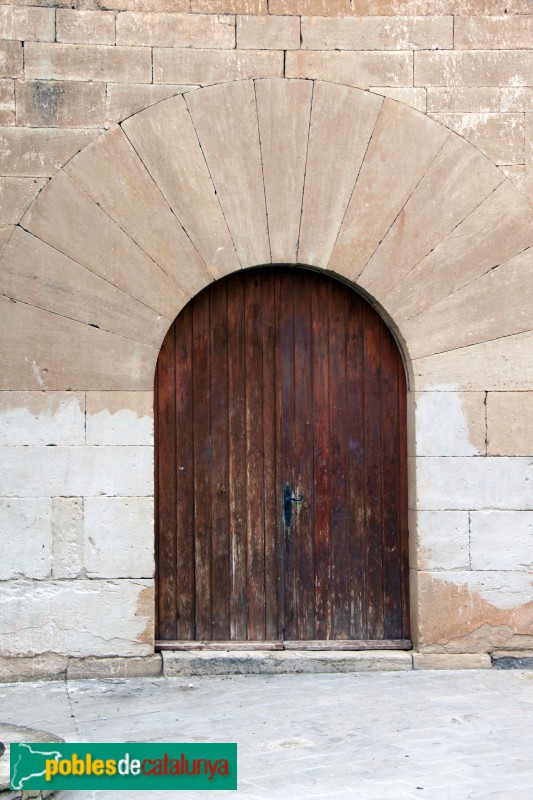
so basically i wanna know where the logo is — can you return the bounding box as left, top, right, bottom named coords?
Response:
left=11, top=743, right=237, bottom=791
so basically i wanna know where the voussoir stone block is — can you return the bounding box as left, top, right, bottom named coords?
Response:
left=123, top=94, right=238, bottom=277
left=186, top=80, right=270, bottom=268
left=84, top=496, right=154, bottom=579
left=487, top=392, right=533, bottom=455
left=430, top=112, right=524, bottom=166
left=105, top=83, right=194, bottom=127
left=298, top=81, right=382, bottom=269
left=0, top=177, right=47, bottom=224
left=369, top=87, right=426, bottom=112
left=65, top=126, right=212, bottom=297
left=0, top=579, right=154, bottom=657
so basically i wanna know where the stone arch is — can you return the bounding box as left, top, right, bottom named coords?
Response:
left=2, top=78, right=533, bottom=658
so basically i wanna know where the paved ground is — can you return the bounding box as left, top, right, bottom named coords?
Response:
left=1, top=670, right=532, bottom=799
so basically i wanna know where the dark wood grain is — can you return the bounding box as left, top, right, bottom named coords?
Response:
left=155, top=267, right=410, bottom=647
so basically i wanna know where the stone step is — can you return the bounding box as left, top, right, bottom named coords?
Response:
left=162, top=649, right=414, bottom=677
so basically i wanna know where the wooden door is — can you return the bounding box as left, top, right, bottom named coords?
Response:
left=155, top=267, right=409, bottom=648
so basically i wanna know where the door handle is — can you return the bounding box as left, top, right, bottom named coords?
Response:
left=284, top=484, right=304, bottom=528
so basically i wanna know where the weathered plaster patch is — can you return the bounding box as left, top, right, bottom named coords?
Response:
left=86, top=391, right=153, bottom=446
left=415, top=390, right=485, bottom=456
left=0, top=391, right=85, bottom=445
left=135, top=585, right=155, bottom=647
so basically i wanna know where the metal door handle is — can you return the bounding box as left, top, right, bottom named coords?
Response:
left=284, top=484, right=304, bottom=528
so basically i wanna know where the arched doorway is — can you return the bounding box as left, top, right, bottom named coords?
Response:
left=155, top=267, right=409, bottom=649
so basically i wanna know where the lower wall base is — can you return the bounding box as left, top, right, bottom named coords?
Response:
left=3, top=650, right=533, bottom=682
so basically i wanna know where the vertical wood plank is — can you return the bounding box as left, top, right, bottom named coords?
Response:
left=192, top=289, right=212, bottom=640
left=262, top=269, right=279, bottom=640
left=174, top=306, right=195, bottom=640
left=292, top=271, right=314, bottom=640
left=274, top=270, right=285, bottom=640
left=398, top=356, right=410, bottom=639
left=312, top=276, right=331, bottom=640
left=279, top=269, right=296, bottom=640
left=381, top=326, right=402, bottom=639
left=210, top=281, right=230, bottom=640
left=227, top=273, right=248, bottom=640
left=155, top=323, right=177, bottom=640
left=329, top=282, right=350, bottom=639
left=364, top=305, right=384, bottom=640
left=245, top=271, right=266, bottom=640
left=346, top=292, right=366, bottom=639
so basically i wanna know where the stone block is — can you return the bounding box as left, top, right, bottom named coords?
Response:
left=0, top=390, right=84, bottom=445
left=299, top=82, right=382, bottom=269
left=0, top=653, right=68, bottom=682
left=86, top=391, right=153, bottom=446
left=455, top=15, right=533, bottom=49
left=415, top=50, right=533, bottom=88
left=429, top=112, right=524, bottom=166
left=64, top=127, right=210, bottom=298
left=414, top=391, right=485, bottom=457
left=255, top=79, right=312, bottom=264
left=415, top=457, right=533, bottom=511
left=0, top=498, right=51, bottom=580
left=52, top=497, right=83, bottom=579
left=427, top=87, right=500, bottom=113
left=237, top=15, right=300, bottom=50
left=502, top=87, right=533, bottom=112
left=153, top=48, right=283, bottom=85
left=104, top=0, right=188, bottom=9
left=301, top=15, right=452, bottom=50
left=0, top=579, right=154, bottom=657
left=0, top=297, right=158, bottom=390
left=269, top=0, right=350, bottom=13
left=117, top=12, right=235, bottom=48
left=186, top=81, right=270, bottom=268
left=67, top=654, right=162, bottom=680
left=414, top=570, right=533, bottom=653
left=1, top=446, right=153, bottom=497
left=22, top=170, right=186, bottom=323
left=25, top=43, right=152, bottom=84
left=16, top=80, right=106, bottom=128
left=106, top=83, right=194, bottom=127
left=492, top=651, right=533, bottom=669
left=122, top=95, right=238, bottom=277
left=409, top=510, right=470, bottom=571
left=501, top=166, right=533, bottom=207
left=526, top=113, right=533, bottom=164
left=84, top=497, right=154, bottom=579
left=192, top=0, right=266, bottom=11
left=1, top=228, right=170, bottom=348
left=286, top=50, right=413, bottom=88
left=0, top=127, right=99, bottom=177
left=403, top=247, right=533, bottom=359
left=0, top=77, right=14, bottom=113
left=470, top=511, right=533, bottom=571
left=0, top=6, right=54, bottom=42
left=0, top=41, right=22, bottom=78
left=56, top=10, right=116, bottom=45
left=487, top=392, right=533, bottom=455
left=353, top=0, right=521, bottom=10
left=414, top=330, right=533, bottom=393
left=369, top=87, right=426, bottom=112
left=163, top=650, right=412, bottom=677
left=0, top=177, right=47, bottom=224
left=413, top=654, right=491, bottom=670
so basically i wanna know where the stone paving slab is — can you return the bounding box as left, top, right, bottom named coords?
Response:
left=0, top=671, right=532, bottom=799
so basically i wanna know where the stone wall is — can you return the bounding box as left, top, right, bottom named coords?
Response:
left=1, top=1, right=532, bottom=674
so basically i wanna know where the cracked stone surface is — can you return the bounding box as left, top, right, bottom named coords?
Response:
left=0, top=670, right=532, bottom=799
